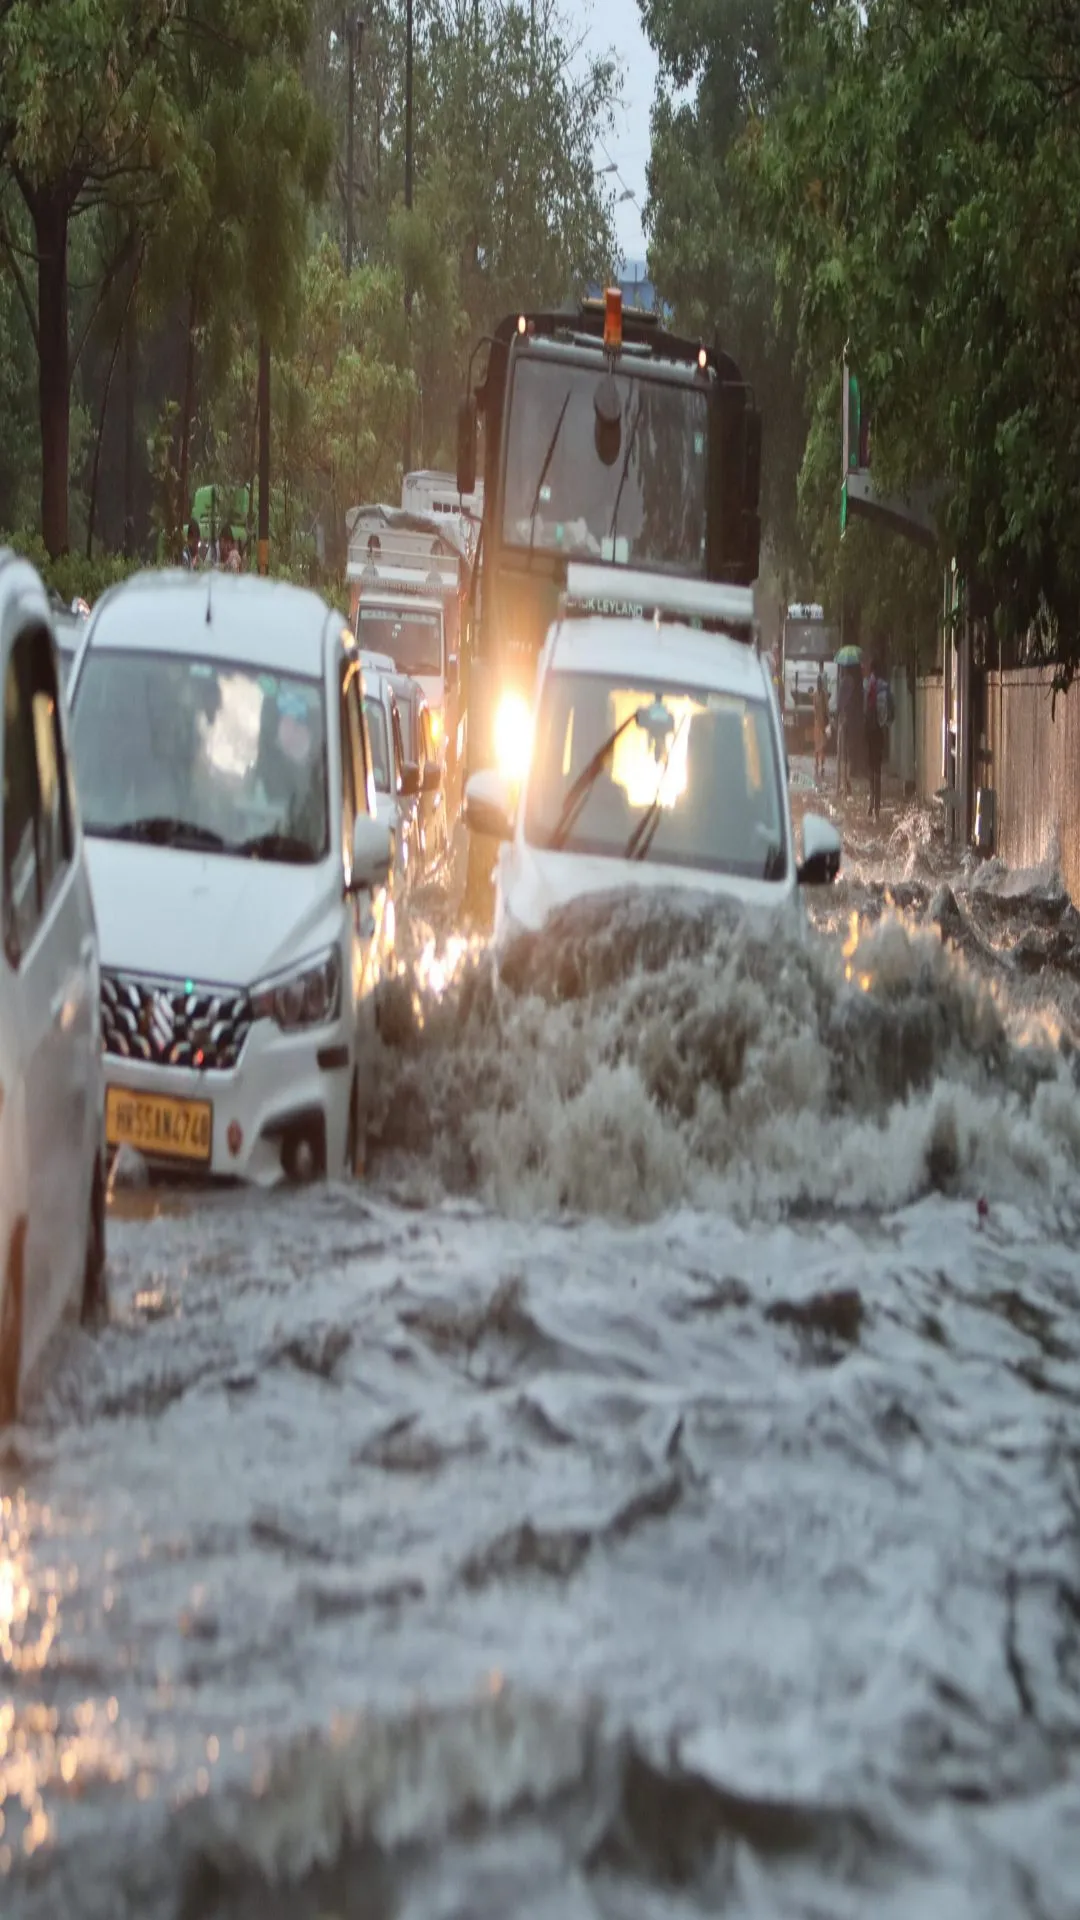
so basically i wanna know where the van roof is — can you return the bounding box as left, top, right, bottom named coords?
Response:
left=83, top=571, right=341, bottom=677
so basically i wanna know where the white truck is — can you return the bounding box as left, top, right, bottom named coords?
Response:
left=345, top=503, right=471, bottom=804
left=401, top=469, right=483, bottom=562
left=780, top=602, right=839, bottom=750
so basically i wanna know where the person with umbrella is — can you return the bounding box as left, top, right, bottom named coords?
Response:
left=834, top=644, right=861, bottom=797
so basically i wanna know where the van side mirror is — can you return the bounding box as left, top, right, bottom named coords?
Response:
left=457, top=396, right=477, bottom=497
left=797, top=812, right=842, bottom=886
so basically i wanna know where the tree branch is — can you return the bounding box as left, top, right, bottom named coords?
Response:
left=71, top=228, right=139, bottom=377
left=0, top=215, right=39, bottom=351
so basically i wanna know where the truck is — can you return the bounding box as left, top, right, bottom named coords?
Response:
left=345, top=503, right=472, bottom=803
left=401, top=469, right=483, bottom=561
left=454, top=288, right=762, bottom=916
left=780, top=602, right=840, bottom=750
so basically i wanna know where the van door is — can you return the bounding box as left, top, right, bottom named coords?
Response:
left=2, top=623, right=93, bottom=1365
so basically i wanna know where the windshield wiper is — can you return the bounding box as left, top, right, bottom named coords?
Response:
left=624, top=714, right=691, bottom=863
left=231, top=829, right=319, bottom=864
left=99, top=816, right=227, bottom=850
left=547, top=711, right=642, bottom=850
left=762, top=841, right=785, bottom=881
left=527, top=388, right=572, bottom=556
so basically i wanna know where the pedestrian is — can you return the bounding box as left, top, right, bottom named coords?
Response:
left=864, top=657, right=886, bottom=821
left=225, top=532, right=241, bottom=574
left=835, top=664, right=855, bottom=797
left=181, top=518, right=201, bottom=568
left=813, top=665, right=829, bottom=784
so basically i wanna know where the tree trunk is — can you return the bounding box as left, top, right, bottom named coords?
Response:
left=85, top=300, right=127, bottom=561
left=123, top=292, right=137, bottom=557
left=177, top=277, right=199, bottom=540
left=31, top=191, right=71, bottom=558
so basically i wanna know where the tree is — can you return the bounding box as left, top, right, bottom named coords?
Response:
left=0, top=0, right=325, bottom=557
left=749, top=0, right=1080, bottom=676
left=640, top=0, right=810, bottom=588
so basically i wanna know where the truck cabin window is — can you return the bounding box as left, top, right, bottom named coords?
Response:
left=501, top=359, right=709, bottom=575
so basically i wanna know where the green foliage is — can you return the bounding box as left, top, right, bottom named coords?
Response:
left=0, top=0, right=619, bottom=579
left=0, top=528, right=142, bottom=605
left=743, top=0, right=1080, bottom=673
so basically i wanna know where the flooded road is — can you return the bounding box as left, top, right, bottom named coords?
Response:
left=4, top=784, right=1080, bottom=1918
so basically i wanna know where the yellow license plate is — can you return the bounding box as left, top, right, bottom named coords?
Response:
left=105, top=1087, right=213, bottom=1163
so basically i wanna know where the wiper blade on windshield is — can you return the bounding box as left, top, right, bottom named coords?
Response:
left=762, top=841, right=785, bottom=881
left=98, top=816, right=227, bottom=850
left=231, top=830, right=319, bottom=864
left=624, top=713, right=691, bottom=863
left=527, top=388, right=572, bottom=555
left=547, top=710, right=642, bottom=850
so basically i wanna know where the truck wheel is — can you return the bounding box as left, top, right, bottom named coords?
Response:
left=80, top=1153, right=108, bottom=1327
left=463, top=832, right=495, bottom=932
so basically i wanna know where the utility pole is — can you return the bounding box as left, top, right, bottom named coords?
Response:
left=403, top=0, right=414, bottom=474
left=258, top=336, right=270, bottom=575
left=344, top=15, right=364, bottom=272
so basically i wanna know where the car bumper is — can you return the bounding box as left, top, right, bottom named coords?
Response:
left=102, top=1016, right=356, bottom=1184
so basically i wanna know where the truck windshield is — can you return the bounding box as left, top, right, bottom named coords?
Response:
left=501, top=358, right=708, bottom=574
left=358, top=605, right=442, bottom=677
left=784, top=622, right=839, bottom=662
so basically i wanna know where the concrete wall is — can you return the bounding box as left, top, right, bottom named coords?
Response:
left=982, top=668, right=1080, bottom=894
left=915, top=675, right=945, bottom=803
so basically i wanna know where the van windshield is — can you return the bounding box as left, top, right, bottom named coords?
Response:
left=358, top=605, right=441, bottom=677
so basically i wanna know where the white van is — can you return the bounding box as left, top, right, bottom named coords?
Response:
left=0, top=550, right=107, bottom=1423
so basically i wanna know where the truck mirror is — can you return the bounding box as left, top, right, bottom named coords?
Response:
left=457, top=397, right=477, bottom=497
left=593, top=374, right=622, bottom=467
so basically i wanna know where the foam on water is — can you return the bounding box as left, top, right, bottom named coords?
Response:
left=365, top=890, right=1080, bottom=1223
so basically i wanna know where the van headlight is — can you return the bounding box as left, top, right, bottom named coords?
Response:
left=495, top=691, right=532, bottom=776
left=252, top=947, right=342, bottom=1030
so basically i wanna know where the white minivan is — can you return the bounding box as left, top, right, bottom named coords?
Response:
left=464, top=563, right=842, bottom=949
left=0, top=551, right=106, bottom=1424
left=67, top=572, right=395, bottom=1186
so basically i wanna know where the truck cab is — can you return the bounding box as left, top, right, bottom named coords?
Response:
left=455, top=289, right=762, bottom=919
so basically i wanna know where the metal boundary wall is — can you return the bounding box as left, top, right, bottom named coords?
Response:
left=982, top=668, right=1080, bottom=896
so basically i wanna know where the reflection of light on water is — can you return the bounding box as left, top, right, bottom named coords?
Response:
left=843, top=909, right=860, bottom=980
left=0, top=1498, right=165, bottom=1857
left=416, top=933, right=471, bottom=1000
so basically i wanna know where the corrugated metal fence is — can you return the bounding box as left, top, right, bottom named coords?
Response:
left=982, top=668, right=1080, bottom=895
left=914, top=667, right=1080, bottom=896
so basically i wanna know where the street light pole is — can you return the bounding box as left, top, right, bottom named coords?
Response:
left=345, top=14, right=356, bottom=273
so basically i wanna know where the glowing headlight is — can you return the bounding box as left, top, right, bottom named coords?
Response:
left=429, top=708, right=444, bottom=748
left=494, top=691, right=532, bottom=776
left=252, top=947, right=342, bottom=1031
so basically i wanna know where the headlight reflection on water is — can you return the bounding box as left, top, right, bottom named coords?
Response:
left=408, top=933, right=476, bottom=1024
left=0, top=1494, right=158, bottom=1860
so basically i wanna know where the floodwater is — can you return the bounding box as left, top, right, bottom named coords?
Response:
left=4, top=774, right=1080, bottom=1919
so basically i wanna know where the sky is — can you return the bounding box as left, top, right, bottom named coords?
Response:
left=578, top=0, right=659, bottom=266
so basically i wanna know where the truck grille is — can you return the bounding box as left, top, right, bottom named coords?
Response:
left=101, top=972, right=253, bottom=1072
